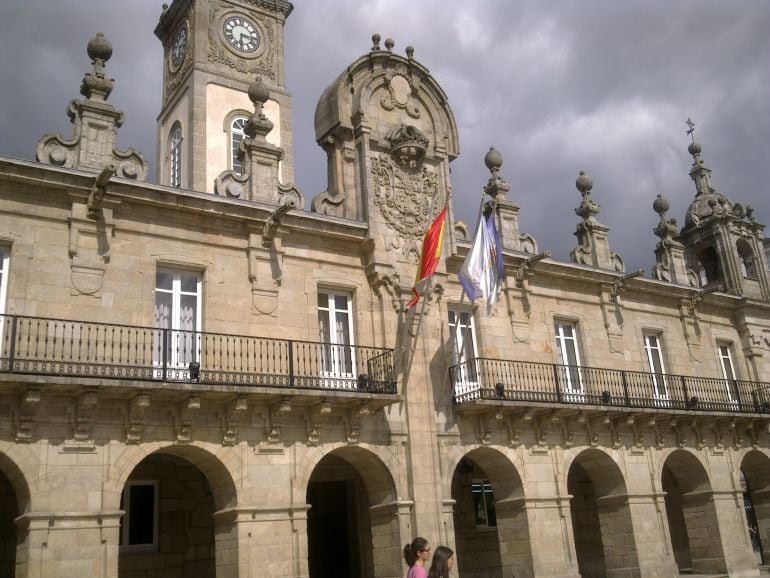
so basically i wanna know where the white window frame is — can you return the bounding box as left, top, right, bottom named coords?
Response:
left=154, top=268, right=202, bottom=374
left=317, top=290, right=356, bottom=386
left=554, top=320, right=583, bottom=398
left=449, top=306, right=479, bottom=399
left=643, top=333, right=669, bottom=400
left=230, top=116, right=248, bottom=175
left=120, top=480, right=159, bottom=552
left=170, top=126, right=182, bottom=188
left=717, top=342, right=740, bottom=404
left=0, top=248, right=9, bottom=351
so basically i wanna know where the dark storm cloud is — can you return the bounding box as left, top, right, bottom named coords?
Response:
left=1, top=0, right=768, bottom=272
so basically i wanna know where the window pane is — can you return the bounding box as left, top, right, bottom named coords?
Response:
left=180, top=274, right=198, bottom=293
left=127, top=484, right=155, bottom=545
left=334, top=295, right=348, bottom=311
left=317, top=292, right=328, bottom=309
left=335, top=311, right=351, bottom=346
left=155, top=271, right=173, bottom=291
left=564, top=340, right=579, bottom=367
left=154, top=293, right=172, bottom=329
left=318, top=309, right=330, bottom=343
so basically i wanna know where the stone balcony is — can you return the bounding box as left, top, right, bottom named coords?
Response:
left=451, top=357, right=770, bottom=443
left=0, top=313, right=398, bottom=413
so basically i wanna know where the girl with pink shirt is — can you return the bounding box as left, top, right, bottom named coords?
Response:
left=403, top=537, right=431, bottom=578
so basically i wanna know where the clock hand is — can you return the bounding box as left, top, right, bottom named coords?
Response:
left=240, top=32, right=251, bottom=43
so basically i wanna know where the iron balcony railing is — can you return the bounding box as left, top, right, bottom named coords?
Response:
left=451, top=357, right=770, bottom=414
left=0, top=314, right=397, bottom=394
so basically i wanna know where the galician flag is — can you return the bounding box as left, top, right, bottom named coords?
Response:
left=407, top=206, right=448, bottom=308
left=458, top=207, right=503, bottom=314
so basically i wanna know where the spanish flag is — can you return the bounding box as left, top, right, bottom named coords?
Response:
left=407, top=206, right=448, bottom=308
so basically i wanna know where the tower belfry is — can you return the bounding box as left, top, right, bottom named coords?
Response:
left=678, top=120, right=770, bottom=300
left=154, top=0, right=294, bottom=194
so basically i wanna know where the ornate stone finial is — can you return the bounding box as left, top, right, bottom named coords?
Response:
left=406, top=45, right=414, bottom=59
left=384, top=38, right=395, bottom=51
left=245, top=76, right=273, bottom=139
left=371, top=33, right=381, bottom=51
left=652, top=194, right=677, bottom=240
left=570, top=171, right=624, bottom=271
left=80, top=33, right=114, bottom=101
left=483, top=147, right=510, bottom=200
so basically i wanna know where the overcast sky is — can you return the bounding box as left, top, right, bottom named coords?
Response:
left=1, top=0, right=768, bottom=272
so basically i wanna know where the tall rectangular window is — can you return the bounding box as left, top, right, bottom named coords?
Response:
left=643, top=333, right=668, bottom=399
left=554, top=321, right=583, bottom=396
left=0, top=248, right=9, bottom=352
left=717, top=343, right=739, bottom=403
left=0, top=248, right=8, bottom=317
left=317, top=290, right=355, bottom=383
left=154, top=269, right=201, bottom=370
left=120, top=480, right=158, bottom=550
left=449, top=307, right=479, bottom=396
left=472, top=479, right=497, bottom=529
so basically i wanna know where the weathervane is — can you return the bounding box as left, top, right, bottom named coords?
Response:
left=686, top=117, right=696, bottom=143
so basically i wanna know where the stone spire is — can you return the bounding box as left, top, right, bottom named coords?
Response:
left=650, top=194, right=694, bottom=285
left=483, top=147, right=538, bottom=254
left=569, top=171, right=624, bottom=271
left=36, top=33, right=148, bottom=180
left=214, top=76, right=304, bottom=207
left=678, top=123, right=770, bottom=299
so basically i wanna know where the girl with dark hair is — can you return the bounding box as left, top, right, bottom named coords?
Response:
left=427, top=545, right=455, bottom=578
left=403, top=537, right=431, bottom=578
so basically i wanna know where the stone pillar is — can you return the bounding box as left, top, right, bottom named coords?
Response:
left=709, top=490, right=760, bottom=577
left=751, top=488, right=770, bottom=563
left=15, top=511, right=121, bottom=577
left=524, top=496, right=581, bottom=578
left=570, top=172, right=624, bottom=272
left=496, top=497, right=535, bottom=578
left=224, top=507, right=298, bottom=577
left=616, top=493, right=680, bottom=577
left=370, top=502, right=406, bottom=578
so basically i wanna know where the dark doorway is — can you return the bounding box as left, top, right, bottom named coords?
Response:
left=307, top=480, right=361, bottom=578
left=0, top=468, right=18, bottom=576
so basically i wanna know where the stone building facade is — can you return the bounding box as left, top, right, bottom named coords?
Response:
left=1, top=1, right=770, bottom=577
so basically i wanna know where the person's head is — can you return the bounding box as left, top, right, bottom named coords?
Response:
left=427, top=545, right=455, bottom=578
left=403, top=537, right=431, bottom=566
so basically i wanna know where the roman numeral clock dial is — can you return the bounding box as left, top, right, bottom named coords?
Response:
left=223, top=16, right=260, bottom=53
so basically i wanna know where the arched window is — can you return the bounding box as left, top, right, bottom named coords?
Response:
left=230, top=117, right=248, bottom=175
left=737, top=239, right=758, bottom=279
left=170, top=125, right=182, bottom=188
left=697, top=246, right=721, bottom=285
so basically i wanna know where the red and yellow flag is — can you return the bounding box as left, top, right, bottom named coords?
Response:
left=407, top=206, right=448, bottom=308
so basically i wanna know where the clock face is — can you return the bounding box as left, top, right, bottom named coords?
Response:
left=223, top=16, right=260, bottom=53
left=171, top=25, right=188, bottom=68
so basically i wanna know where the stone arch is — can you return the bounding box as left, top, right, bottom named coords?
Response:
left=567, top=448, right=639, bottom=578
left=737, top=238, right=759, bottom=279
left=662, top=448, right=726, bottom=574
left=302, top=444, right=402, bottom=578
left=697, top=245, right=721, bottom=285
left=449, top=446, right=532, bottom=578
left=114, top=443, right=240, bottom=578
left=0, top=449, right=33, bottom=577
left=296, top=442, right=400, bottom=505
left=0, top=446, right=35, bottom=513
left=741, top=449, right=770, bottom=564
left=109, top=442, right=238, bottom=511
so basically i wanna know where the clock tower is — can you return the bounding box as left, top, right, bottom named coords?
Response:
left=154, top=0, right=294, bottom=194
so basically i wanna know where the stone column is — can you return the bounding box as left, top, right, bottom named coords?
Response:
left=370, top=502, right=408, bottom=578
left=613, top=492, right=680, bottom=577
left=709, top=489, right=760, bottom=576
left=15, top=511, right=122, bottom=577
left=524, top=496, right=581, bottom=578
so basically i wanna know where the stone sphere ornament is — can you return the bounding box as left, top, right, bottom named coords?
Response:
left=87, top=32, right=112, bottom=63
left=484, top=146, right=503, bottom=171
left=576, top=171, right=593, bottom=193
